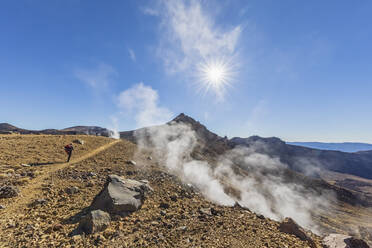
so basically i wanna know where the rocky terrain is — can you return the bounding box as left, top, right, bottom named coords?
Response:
left=0, top=135, right=328, bottom=247
left=119, top=113, right=372, bottom=245
left=0, top=115, right=371, bottom=247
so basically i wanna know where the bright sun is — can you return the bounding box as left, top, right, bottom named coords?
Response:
left=206, top=64, right=226, bottom=85
left=197, top=58, right=234, bottom=99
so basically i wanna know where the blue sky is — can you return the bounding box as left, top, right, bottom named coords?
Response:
left=1, top=0, right=372, bottom=142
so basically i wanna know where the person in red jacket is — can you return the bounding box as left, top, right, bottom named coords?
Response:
left=64, top=143, right=74, bottom=163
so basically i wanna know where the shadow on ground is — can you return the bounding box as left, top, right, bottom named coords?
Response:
left=62, top=207, right=91, bottom=225
left=30, top=162, right=62, bottom=166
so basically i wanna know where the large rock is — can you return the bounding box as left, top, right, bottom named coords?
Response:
left=77, top=210, right=111, bottom=234
left=0, top=185, right=19, bottom=198
left=279, top=218, right=316, bottom=248
left=323, top=234, right=369, bottom=248
left=90, top=175, right=152, bottom=217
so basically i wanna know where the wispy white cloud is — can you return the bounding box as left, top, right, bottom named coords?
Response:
left=128, top=48, right=136, bottom=62
left=146, top=0, right=242, bottom=98
left=75, top=63, right=116, bottom=89
left=157, top=0, right=241, bottom=72
left=142, top=6, right=160, bottom=16
left=117, top=82, right=173, bottom=127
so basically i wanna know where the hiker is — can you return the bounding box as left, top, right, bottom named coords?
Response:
left=64, top=143, right=74, bottom=162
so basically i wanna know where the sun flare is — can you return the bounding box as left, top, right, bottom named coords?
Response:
left=205, top=63, right=226, bottom=85
left=197, top=58, right=234, bottom=99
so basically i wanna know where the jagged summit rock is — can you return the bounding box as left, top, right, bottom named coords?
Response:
left=120, top=113, right=233, bottom=158
left=90, top=175, right=152, bottom=217
left=171, top=113, right=200, bottom=125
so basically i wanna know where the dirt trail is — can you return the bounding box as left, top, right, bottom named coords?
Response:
left=0, top=139, right=121, bottom=216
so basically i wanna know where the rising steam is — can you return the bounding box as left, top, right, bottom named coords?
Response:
left=134, top=121, right=330, bottom=233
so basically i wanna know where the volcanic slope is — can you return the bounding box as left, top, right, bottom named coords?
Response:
left=0, top=135, right=323, bottom=247
left=121, top=113, right=372, bottom=246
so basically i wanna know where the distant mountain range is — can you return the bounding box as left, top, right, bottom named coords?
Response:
left=287, top=141, right=372, bottom=153
left=2, top=116, right=372, bottom=181
left=0, top=123, right=111, bottom=136
left=119, top=114, right=372, bottom=180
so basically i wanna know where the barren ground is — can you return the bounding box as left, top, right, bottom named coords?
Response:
left=0, top=135, right=325, bottom=247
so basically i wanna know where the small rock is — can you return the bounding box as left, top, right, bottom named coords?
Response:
left=126, top=160, right=136, bottom=166
left=147, top=156, right=152, bottom=160
left=27, top=171, right=35, bottom=178
left=126, top=171, right=135, bottom=176
left=7, top=222, right=16, bottom=228
left=52, top=223, right=63, bottom=231
left=210, top=208, right=219, bottom=216
left=77, top=210, right=111, bottom=234
left=323, top=233, right=369, bottom=248
left=44, top=226, right=53, bottom=234
left=177, top=226, right=187, bottom=231
left=257, top=214, right=265, bottom=219
left=199, top=207, right=212, bottom=216
left=86, top=182, right=94, bottom=187
left=73, top=139, right=84, bottom=145
left=25, top=224, right=35, bottom=231
left=65, top=186, right=80, bottom=195
left=170, top=195, right=177, bottom=202
left=28, top=198, right=48, bottom=207
left=0, top=205, right=5, bottom=209
left=159, top=202, right=170, bottom=209
left=0, top=185, right=19, bottom=198
left=88, top=172, right=97, bottom=177
left=93, top=233, right=106, bottom=244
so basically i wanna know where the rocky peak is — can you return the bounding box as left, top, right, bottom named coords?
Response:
left=171, top=113, right=202, bottom=127
left=170, top=113, right=225, bottom=143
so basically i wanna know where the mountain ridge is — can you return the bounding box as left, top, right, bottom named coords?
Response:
left=287, top=141, right=372, bottom=153
left=0, top=123, right=111, bottom=136
left=3, top=114, right=372, bottom=180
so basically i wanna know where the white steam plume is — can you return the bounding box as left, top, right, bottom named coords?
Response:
left=108, top=116, right=120, bottom=139
left=114, top=81, right=330, bottom=233
left=135, top=121, right=331, bottom=233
